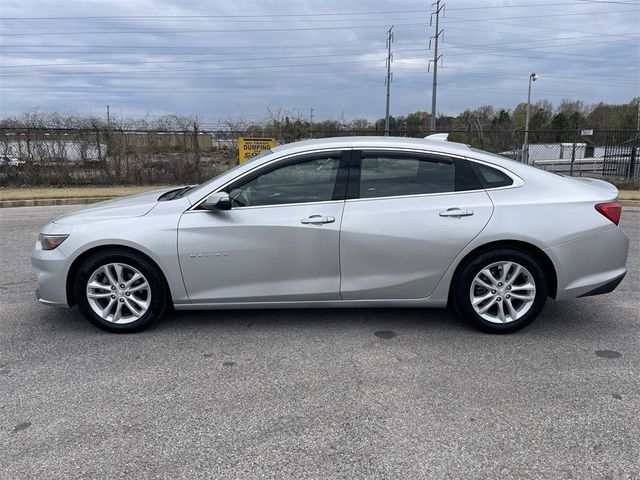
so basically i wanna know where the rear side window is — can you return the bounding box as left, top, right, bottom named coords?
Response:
left=356, top=154, right=482, bottom=199
left=470, top=163, right=514, bottom=188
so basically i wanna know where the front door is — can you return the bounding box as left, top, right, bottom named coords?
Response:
left=339, top=150, right=494, bottom=299
left=178, top=151, right=349, bottom=304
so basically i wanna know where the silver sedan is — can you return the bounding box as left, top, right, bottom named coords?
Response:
left=32, top=136, right=629, bottom=333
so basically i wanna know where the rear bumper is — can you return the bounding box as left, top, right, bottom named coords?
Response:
left=578, top=272, right=626, bottom=297
left=546, top=226, right=629, bottom=300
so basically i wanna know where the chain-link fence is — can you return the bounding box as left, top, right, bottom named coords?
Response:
left=1, top=127, right=638, bottom=186
left=448, top=129, right=639, bottom=179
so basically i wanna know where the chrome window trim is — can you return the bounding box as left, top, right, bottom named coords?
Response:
left=349, top=148, right=524, bottom=203
left=185, top=145, right=524, bottom=212
left=345, top=146, right=524, bottom=189
left=345, top=188, right=486, bottom=204
left=463, top=155, right=525, bottom=189
left=210, top=199, right=345, bottom=211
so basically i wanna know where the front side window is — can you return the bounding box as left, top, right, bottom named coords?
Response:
left=228, top=155, right=341, bottom=207
left=358, top=154, right=456, bottom=198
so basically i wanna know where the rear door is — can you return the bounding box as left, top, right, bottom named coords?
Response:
left=339, top=150, right=494, bottom=300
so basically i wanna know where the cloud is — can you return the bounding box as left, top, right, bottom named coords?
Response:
left=0, top=0, right=638, bottom=123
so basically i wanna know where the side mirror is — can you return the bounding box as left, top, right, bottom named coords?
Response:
left=201, top=192, right=232, bottom=211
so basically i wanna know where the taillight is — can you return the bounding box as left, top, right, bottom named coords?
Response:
left=595, top=202, right=622, bottom=225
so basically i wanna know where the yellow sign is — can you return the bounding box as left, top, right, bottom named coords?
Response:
left=238, top=137, right=276, bottom=164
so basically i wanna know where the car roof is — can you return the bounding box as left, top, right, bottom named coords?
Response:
left=271, top=135, right=473, bottom=157
left=187, top=135, right=544, bottom=204
left=270, top=136, right=543, bottom=180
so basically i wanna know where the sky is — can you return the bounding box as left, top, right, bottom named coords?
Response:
left=0, top=0, right=639, bottom=126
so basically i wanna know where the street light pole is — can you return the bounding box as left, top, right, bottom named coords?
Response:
left=522, top=72, right=538, bottom=164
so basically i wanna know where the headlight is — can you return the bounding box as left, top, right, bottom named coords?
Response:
left=39, top=234, right=69, bottom=250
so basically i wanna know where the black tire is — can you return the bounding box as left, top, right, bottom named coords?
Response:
left=453, top=248, right=548, bottom=334
left=74, top=249, right=168, bottom=333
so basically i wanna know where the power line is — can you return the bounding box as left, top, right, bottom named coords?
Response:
left=0, top=58, right=388, bottom=77
left=0, top=22, right=430, bottom=36
left=0, top=43, right=388, bottom=51
left=448, top=0, right=640, bottom=8
left=1, top=34, right=636, bottom=66
left=0, top=9, right=430, bottom=20
left=441, top=13, right=640, bottom=39
left=0, top=50, right=390, bottom=69
left=2, top=69, right=636, bottom=89
left=441, top=48, right=636, bottom=64
left=443, top=8, right=638, bottom=23
left=576, top=0, right=640, bottom=4
left=1, top=65, right=635, bottom=88
left=1, top=27, right=636, bottom=49
left=1, top=48, right=636, bottom=78
left=0, top=15, right=431, bottom=28
left=0, top=84, right=632, bottom=101
left=2, top=7, right=637, bottom=36
left=427, top=68, right=639, bottom=88
left=2, top=2, right=637, bottom=20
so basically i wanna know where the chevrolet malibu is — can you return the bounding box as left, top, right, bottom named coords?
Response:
left=32, top=136, right=629, bottom=333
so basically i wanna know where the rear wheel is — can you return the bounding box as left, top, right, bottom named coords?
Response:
left=454, top=248, right=547, bottom=333
left=74, top=250, right=168, bottom=333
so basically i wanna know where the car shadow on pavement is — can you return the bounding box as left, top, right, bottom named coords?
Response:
left=32, top=294, right=627, bottom=340
left=158, top=306, right=467, bottom=334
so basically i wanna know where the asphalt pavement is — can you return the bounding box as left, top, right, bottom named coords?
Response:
left=1, top=205, right=639, bottom=480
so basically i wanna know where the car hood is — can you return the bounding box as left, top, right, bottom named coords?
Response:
left=52, top=187, right=179, bottom=225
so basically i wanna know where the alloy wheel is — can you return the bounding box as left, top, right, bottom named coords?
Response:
left=86, top=263, right=151, bottom=324
left=469, top=261, right=536, bottom=324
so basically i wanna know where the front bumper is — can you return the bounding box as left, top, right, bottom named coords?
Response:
left=31, top=245, right=70, bottom=307
left=35, top=288, right=68, bottom=307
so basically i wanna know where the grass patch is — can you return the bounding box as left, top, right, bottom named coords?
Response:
left=619, top=190, right=640, bottom=201
left=0, top=185, right=172, bottom=201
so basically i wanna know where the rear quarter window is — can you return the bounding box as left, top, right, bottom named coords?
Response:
left=470, top=163, right=514, bottom=189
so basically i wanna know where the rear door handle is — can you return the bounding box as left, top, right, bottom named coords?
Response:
left=301, top=215, right=335, bottom=225
left=439, top=208, right=474, bottom=217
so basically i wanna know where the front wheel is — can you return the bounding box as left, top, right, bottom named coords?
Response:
left=74, top=250, right=168, bottom=333
left=453, top=248, right=548, bottom=334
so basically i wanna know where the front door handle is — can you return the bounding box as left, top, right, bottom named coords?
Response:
left=439, top=208, right=474, bottom=217
left=301, top=215, right=335, bottom=225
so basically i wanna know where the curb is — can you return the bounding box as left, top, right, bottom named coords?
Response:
left=0, top=197, right=113, bottom=208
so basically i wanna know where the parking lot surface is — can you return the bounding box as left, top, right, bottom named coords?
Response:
left=1, top=205, right=639, bottom=479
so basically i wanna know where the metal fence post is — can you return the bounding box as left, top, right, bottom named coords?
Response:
left=569, top=132, right=577, bottom=176
left=629, top=146, right=637, bottom=179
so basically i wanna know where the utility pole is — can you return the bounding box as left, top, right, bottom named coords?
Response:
left=310, top=107, right=314, bottom=138
left=106, top=105, right=110, bottom=128
left=522, top=72, right=538, bottom=164
left=384, top=26, right=394, bottom=136
left=429, top=1, right=444, bottom=134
